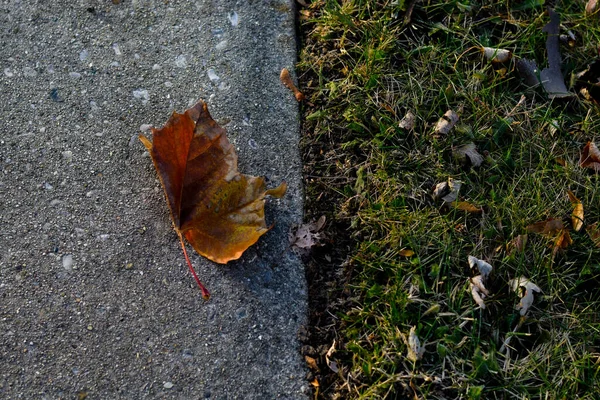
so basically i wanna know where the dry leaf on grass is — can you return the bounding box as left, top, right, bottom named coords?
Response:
left=399, top=249, right=415, bottom=257
left=305, top=355, right=319, bottom=371
left=399, top=110, right=416, bottom=130
left=289, top=215, right=326, bottom=252
left=452, top=201, right=482, bottom=213
left=587, top=222, right=600, bottom=247
left=468, top=256, right=493, bottom=279
left=406, top=326, right=425, bottom=362
left=567, top=190, right=584, bottom=232
left=586, top=0, right=599, bottom=15
left=580, top=141, right=600, bottom=172
left=468, top=256, right=493, bottom=309
left=506, top=234, right=528, bottom=254
left=453, top=142, right=484, bottom=167
left=482, top=47, right=512, bottom=63
left=509, top=277, right=542, bottom=316
left=139, top=100, right=287, bottom=298
left=434, top=110, right=459, bottom=135
left=432, top=178, right=462, bottom=203
left=526, top=218, right=572, bottom=255
left=325, top=340, right=339, bottom=373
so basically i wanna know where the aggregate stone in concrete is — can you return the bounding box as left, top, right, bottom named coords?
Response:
left=0, top=0, right=307, bottom=398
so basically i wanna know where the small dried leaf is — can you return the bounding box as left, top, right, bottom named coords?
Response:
left=453, top=142, right=484, bottom=167
left=553, top=229, right=573, bottom=255
left=305, top=355, right=319, bottom=371
left=399, top=111, right=416, bottom=130
left=407, top=326, right=425, bottom=362
left=567, top=190, right=584, bottom=232
left=516, top=58, right=541, bottom=87
left=470, top=276, right=487, bottom=309
left=432, top=178, right=462, bottom=204
left=470, top=275, right=489, bottom=295
left=325, top=340, right=339, bottom=373
left=482, top=47, right=512, bottom=63
left=526, top=218, right=564, bottom=236
left=434, top=110, right=459, bottom=135
left=310, top=378, right=320, bottom=388
left=587, top=222, right=600, bottom=247
left=580, top=141, right=600, bottom=172
left=507, top=234, right=528, bottom=254
left=453, top=201, right=482, bottom=213
left=399, top=249, right=415, bottom=257
left=280, top=67, right=305, bottom=102
left=509, top=277, right=541, bottom=316
left=586, top=0, right=599, bottom=15
left=468, top=256, right=493, bottom=279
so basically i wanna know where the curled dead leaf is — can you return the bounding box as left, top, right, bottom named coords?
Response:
left=468, top=256, right=492, bottom=279
left=434, top=110, right=459, bottom=135
left=399, top=249, right=415, bottom=257
left=482, top=47, right=512, bottom=63
left=470, top=275, right=488, bottom=309
left=399, top=110, right=416, bottom=130
left=587, top=222, right=600, bottom=247
left=305, top=355, right=319, bottom=371
left=453, top=142, right=484, bottom=167
left=580, top=141, right=600, bottom=172
left=509, top=277, right=541, bottom=316
left=280, top=67, right=305, bottom=102
left=567, top=190, right=584, bottom=232
left=506, top=234, right=528, bottom=254
left=453, top=201, right=482, bottom=213
left=553, top=229, right=573, bottom=256
left=433, top=178, right=462, bottom=203
left=407, top=326, right=425, bottom=362
left=325, top=340, right=339, bottom=373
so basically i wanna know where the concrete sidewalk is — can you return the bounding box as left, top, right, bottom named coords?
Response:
left=0, top=0, right=307, bottom=398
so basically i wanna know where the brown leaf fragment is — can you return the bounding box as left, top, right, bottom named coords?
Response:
left=586, top=0, right=599, bottom=15
left=434, top=110, right=459, bottom=135
left=587, top=222, right=600, bottom=247
left=453, top=201, right=482, bottom=213
left=509, top=277, right=541, bottom=316
left=580, top=141, right=600, bottom=172
left=526, top=218, right=564, bottom=236
left=482, top=47, right=512, bottom=63
left=305, top=355, right=319, bottom=371
left=507, top=234, right=528, bottom=254
left=470, top=275, right=488, bottom=309
left=406, top=326, right=425, bottom=362
left=280, top=68, right=305, bottom=102
left=468, top=256, right=492, bottom=279
left=399, top=110, right=416, bottom=130
left=567, top=190, right=584, bottom=232
left=432, top=178, right=462, bottom=204
left=553, top=229, right=573, bottom=255
left=310, top=378, right=319, bottom=388
left=325, top=340, right=339, bottom=373
left=139, top=100, right=287, bottom=296
left=399, top=249, right=415, bottom=257
left=453, top=142, right=484, bottom=167
left=289, top=216, right=326, bottom=252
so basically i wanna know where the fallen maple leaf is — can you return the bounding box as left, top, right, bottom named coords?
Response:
left=580, top=141, right=600, bottom=172
left=567, top=190, right=584, bottom=232
left=139, top=100, right=287, bottom=299
left=526, top=218, right=572, bottom=255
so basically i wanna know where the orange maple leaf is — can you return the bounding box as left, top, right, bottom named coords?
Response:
left=139, top=100, right=287, bottom=298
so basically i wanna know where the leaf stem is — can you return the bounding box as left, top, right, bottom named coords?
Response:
left=177, top=232, right=211, bottom=300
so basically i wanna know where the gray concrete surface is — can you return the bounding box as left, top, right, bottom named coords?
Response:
left=0, top=0, right=307, bottom=398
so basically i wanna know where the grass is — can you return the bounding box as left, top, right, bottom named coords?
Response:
left=297, top=1, right=600, bottom=398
